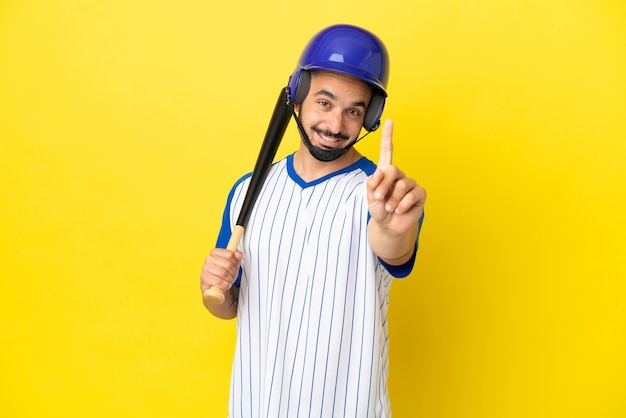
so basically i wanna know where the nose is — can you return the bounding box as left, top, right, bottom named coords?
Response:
left=326, top=109, right=344, bottom=135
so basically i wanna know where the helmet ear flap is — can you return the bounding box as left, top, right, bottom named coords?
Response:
left=292, top=70, right=311, bottom=105
left=363, top=93, right=385, bottom=132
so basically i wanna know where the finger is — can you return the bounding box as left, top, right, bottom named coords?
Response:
left=377, top=172, right=411, bottom=212
left=394, top=182, right=427, bottom=214
left=201, top=264, right=235, bottom=291
left=201, top=251, right=241, bottom=289
left=378, top=119, right=394, bottom=169
left=372, top=164, right=401, bottom=202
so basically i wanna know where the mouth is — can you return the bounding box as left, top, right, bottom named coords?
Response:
left=312, top=127, right=349, bottom=149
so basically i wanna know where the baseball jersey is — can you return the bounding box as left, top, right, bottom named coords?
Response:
left=215, top=153, right=418, bottom=418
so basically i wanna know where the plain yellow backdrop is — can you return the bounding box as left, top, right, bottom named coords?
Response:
left=1, top=1, right=625, bottom=417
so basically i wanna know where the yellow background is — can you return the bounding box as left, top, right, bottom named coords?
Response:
left=2, top=0, right=625, bottom=417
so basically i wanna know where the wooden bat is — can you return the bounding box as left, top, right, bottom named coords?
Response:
left=203, top=87, right=292, bottom=305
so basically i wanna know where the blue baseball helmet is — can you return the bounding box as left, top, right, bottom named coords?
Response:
left=287, top=24, right=390, bottom=132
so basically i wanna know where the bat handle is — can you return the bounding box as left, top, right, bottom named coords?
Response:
left=202, top=225, right=244, bottom=306
left=202, top=286, right=225, bottom=306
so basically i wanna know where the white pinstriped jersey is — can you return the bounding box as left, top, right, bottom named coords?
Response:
left=215, top=154, right=417, bottom=418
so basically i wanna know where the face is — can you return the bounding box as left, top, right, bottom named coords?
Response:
left=296, top=71, right=373, bottom=153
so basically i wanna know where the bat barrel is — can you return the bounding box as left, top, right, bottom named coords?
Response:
left=236, top=87, right=291, bottom=227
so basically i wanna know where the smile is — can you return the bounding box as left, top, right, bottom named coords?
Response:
left=312, top=127, right=349, bottom=147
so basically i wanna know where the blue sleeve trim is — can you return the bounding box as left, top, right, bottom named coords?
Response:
left=215, top=173, right=251, bottom=286
left=380, top=245, right=417, bottom=278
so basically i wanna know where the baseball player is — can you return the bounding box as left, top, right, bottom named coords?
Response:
left=201, top=24, right=426, bottom=417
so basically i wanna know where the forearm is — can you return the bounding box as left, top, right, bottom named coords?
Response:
left=368, top=220, right=419, bottom=266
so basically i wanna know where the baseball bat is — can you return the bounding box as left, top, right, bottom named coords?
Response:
left=203, top=87, right=292, bottom=306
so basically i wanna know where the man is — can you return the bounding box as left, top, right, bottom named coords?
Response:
left=200, top=24, right=426, bottom=417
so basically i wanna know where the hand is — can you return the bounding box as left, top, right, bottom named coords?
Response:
left=200, top=248, right=243, bottom=294
left=366, top=120, right=426, bottom=240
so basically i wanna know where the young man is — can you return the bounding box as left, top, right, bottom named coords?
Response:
left=200, top=24, right=426, bottom=417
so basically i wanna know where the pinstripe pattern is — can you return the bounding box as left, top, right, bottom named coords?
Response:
left=218, top=154, right=412, bottom=418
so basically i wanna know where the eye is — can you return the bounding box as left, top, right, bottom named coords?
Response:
left=318, top=100, right=330, bottom=108
left=347, top=108, right=362, bottom=117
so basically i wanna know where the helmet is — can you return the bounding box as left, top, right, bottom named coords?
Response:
left=287, top=24, right=389, bottom=132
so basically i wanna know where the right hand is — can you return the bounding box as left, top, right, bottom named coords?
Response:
left=200, top=248, right=243, bottom=296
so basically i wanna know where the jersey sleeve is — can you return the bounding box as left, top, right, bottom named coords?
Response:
left=214, top=173, right=252, bottom=286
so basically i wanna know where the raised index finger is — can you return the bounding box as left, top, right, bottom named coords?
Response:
left=378, top=119, right=394, bottom=169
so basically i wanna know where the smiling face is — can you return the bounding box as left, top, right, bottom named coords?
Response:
left=296, top=70, right=373, bottom=154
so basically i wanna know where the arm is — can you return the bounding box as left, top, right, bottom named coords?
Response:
left=201, top=178, right=247, bottom=318
left=366, top=120, right=426, bottom=265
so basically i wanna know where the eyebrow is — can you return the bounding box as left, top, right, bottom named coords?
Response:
left=314, top=89, right=368, bottom=109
